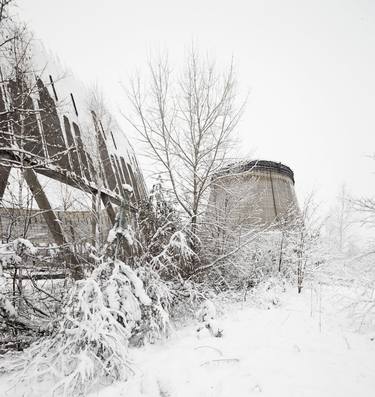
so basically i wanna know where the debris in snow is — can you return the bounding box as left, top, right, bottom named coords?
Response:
left=200, top=358, right=240, bottom=367
left=194, top=345, right=223, bottom=356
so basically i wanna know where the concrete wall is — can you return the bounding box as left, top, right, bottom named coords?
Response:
left=0, top=207, right=112, bottom=246
left=206, top=162, right=299, bottom=232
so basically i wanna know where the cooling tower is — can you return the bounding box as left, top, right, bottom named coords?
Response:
left=206, top=160, right=299, bottom=231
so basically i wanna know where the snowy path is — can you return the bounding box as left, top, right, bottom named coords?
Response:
left=94, top=288, right=375, bottom=397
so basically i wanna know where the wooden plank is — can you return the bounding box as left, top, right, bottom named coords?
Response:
left=132, top=154, right=148, bottom=198
left=91, top=193, right=97, bottom=244
left=0, top=164, right=10, bottom=199
left=91, top=111, right=117, bottom=191
left=72, top=122, right=91, bottom=181
left=101, top=192, right=116, bottom=225
left=36, top=78, right=69, bottom=169
left=119, top=156, right=132, bottom=185
left=20, top=92, right=44, bottom=157
left=114, top=155, right=126, bottom=185
left=126, top=162, right=141, bottom=201
left=110, top=154, right=123, bottom=195
left=86, top=152, right=97, bottom=183
left=63, top=116, right=81, bottom=176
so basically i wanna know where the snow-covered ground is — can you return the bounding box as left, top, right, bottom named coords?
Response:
left=1, top=284, right=374, bottom=397
left=94, top=285, right=375, bottom=397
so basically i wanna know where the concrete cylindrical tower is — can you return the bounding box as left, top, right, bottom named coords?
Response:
left=206, top=160, right=299, bottom=230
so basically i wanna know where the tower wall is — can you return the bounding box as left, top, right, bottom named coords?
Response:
left=206, top=160, right=299, bottom=232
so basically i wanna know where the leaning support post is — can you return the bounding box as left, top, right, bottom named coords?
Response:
left=23, top=168, right=83, bottom=280
left=23, top=168, right=65, bottom=245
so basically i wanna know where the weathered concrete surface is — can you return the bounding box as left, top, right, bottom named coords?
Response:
left=206, top=160, right=299, bottom=231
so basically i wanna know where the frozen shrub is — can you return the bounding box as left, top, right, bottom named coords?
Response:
left=0, top=239, right=38, bottom=328
left=196, top=299, right=216, bottom=323
left=248, top=276, right=289, bottom=309
left=130, top=266, right=172, bottom=346
left=2, top=257, right=153, bottom=396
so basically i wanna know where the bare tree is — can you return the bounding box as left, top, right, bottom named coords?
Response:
left=125, top=48, right=245, bottom=238
left=283, top=193, right=324, bottom=293
left=352, top=197, right=375, bottom=228
left=0, top=0, right=14, bottom=34
left=325, top=185, right=356, bottom=255
left=350, top=155, right=375, bottom=228
left=336, top=185, right=353, bottom=252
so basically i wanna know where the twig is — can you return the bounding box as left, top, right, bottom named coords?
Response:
left=194, top=345, right=223, bottom=356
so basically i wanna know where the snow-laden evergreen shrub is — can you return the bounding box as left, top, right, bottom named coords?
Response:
left=1, top=195, right=176, bottom=396
left=130, top=266, right=172, bottom=346
left=2, top=257, right=153, bottom=396
left=247, top=275, right=289, bottom=309
left=168, top=279, right=215, bottom=326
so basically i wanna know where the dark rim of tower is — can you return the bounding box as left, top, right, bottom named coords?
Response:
left=213, top=160, right=295, bottom=184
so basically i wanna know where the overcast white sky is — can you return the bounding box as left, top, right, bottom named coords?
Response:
left=18, top=0, right=375, bottom=209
